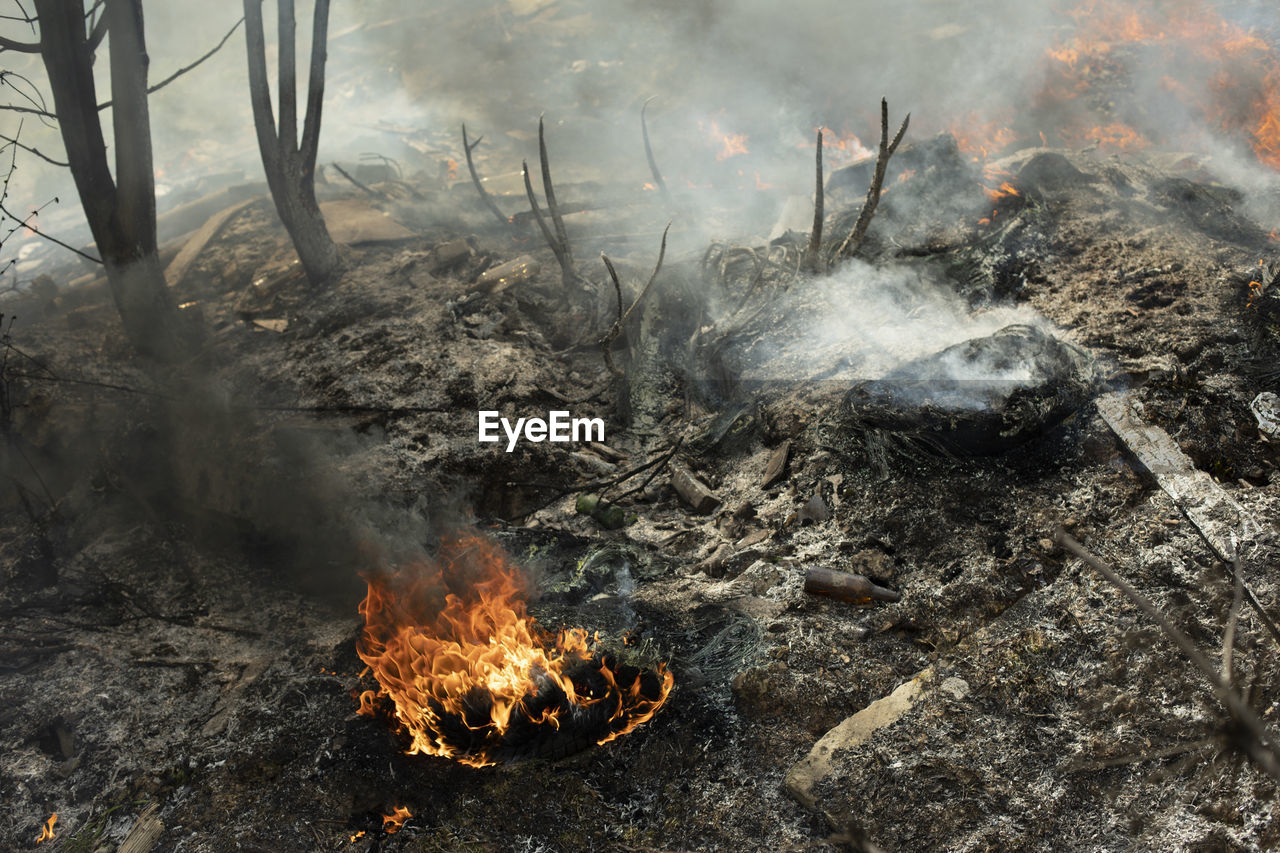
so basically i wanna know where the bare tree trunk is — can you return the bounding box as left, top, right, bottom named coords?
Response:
left=243, top=0, right=340, bottom=285
left=35, top=0, right=192, bottom=362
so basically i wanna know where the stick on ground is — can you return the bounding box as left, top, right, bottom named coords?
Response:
left=1055, top=527, right=1280, bottom=782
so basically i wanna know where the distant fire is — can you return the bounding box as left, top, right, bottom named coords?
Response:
left=945, top=0, right=1280, bottom=170
left=356, top=534, right=673, bottom=768
left=701, top=119, right=749, bottom=161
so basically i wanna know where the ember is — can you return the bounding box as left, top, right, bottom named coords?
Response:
left=355, top=534, right=673, bottom=767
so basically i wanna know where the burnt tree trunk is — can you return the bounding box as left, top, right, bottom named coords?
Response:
left=243, top=0, right=340, bottom=285
left=34, top=0, right=192, bottom=362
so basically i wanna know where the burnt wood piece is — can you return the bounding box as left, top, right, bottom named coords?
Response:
left=118, top=804, right=163, bottom=853
left=475, top=255, right=540, bottom=293
left=804, top=567, right=901, bottom=604
left=761, top=441, right=791, bottom=488
left=842, top=324, right=1099, bottom=456
left=670, top=463, right=721, bottom=514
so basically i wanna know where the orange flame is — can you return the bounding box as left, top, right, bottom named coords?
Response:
left=355, top=534, right=673, bottom=768
left=701, top=119, right=749, bottom=161
left=947, top=114, right=1019, bottom=161
left=445, top=158, right=458, bottom=181
left=36, top=813, right=56, bottom=844
left=383, top=806, right=411, bottom=834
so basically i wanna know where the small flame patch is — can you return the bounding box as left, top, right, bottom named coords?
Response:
left=36, top=813, right=56, bottom=844
left=356, top=534, right=673, bottom=767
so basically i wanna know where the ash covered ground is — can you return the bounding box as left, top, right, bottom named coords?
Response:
left=4, top=1, right=1280, bottom=851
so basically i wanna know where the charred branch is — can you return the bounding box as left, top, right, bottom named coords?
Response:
left=803, top=128, right=824, bottom=273
left=641, top=96, right=672, bottom=206
left=98, top=15, right=244, bottom=109
left=243, top=0, right=340, bottom=284
left=461, top=123, right=510, bottom=229
left=328, top=161, right=386, bottom=200
left=0, top=131, right=67, bottom=167
left=0, top=34, right=39, bottom=53
left=1055, top=528, right=1280, bottom=783
left=522, top=158, right=571, bottom=284
left=599, top=222, right=670, bottom=377
left=538, top=117, right=572, bottom=276
left=833, top=98, right=909, bottom=262
left=35, top=0, right=192, bottom=360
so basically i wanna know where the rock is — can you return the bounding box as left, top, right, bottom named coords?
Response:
left=431, top=238, right=473, bottom=272
left=695, top=543, right=733, bottom=578
left=761, top=440, right=791, bottom=488
left=476, top=255, right=540, bottom=293
left=1250, top=392, right=1280, bottom=437
left=670, top=463, right=721, bottom=514
left=796, top=494, right=829, bottom=525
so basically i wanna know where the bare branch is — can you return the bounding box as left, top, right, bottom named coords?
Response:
left=538, top=115, right=575, bottom=282
left=803, top=129, right=824, bottom=273
left=834, top=98, right=909, bottom=262
left=0, top=34, right=40, bottom=53
left=0, top=133, right=68, bottom=167
left=640, top=96, right=671, bottom=205
left=277, top=0, right=297, bottom=154
left=0, top=104, right=57, bottom=120
left=1223, top=554, right=1244, bottom=685
left=0, top=200, right=103, bottom=263
left=521, top=158, right=567, bottom=275
left=461, top=123, right=510, bottom=229
left=599, top=223, right=670, bottom=378
left=1055, top=528, right=1280, bottom=782
left=243, top=0, right=281, bottom=176
left=86, top=4, right=108, bottom=50
left=329, top=161, right=385, bottom=200
left=104, top=16, right=244, bottom=105
left=299, top=0, right=329, bottom=177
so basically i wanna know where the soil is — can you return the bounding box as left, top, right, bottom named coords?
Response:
left=5, top=4, right=1280, bottom=853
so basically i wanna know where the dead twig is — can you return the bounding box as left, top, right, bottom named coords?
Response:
left=328, top=161, right=386, bottom=200
left=98, top=16, right=245, bottom=109
left=1054, top=528, right=1280, bottom=782
left=461, top=123, right=511, bottom=229
left=641, top=96, right=672, bottom=206
left=833, top=98, right=908, bottom=262
left=605, top=438, right=683, bottom=503
left=596, top=437, right=683, bottom=503
left=803, top=129, right=824, bottom=273
left=1223, top=553, right=1245, bottom=685
left=599, top=222, right=671, bottom=377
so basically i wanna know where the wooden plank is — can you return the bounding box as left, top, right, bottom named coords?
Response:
left=165, top=197, right=258, bottom=288
left=118, top=803, right=162, bottom=853
left=1096, top=392, right=1262, bottom=559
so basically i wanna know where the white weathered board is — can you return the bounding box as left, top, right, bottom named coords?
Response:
left=1096, top=392, right=1262, bottom=560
